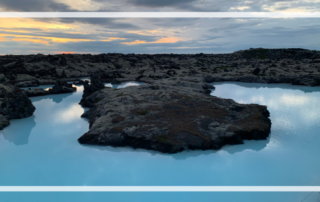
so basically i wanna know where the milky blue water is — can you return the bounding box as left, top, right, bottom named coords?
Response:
left=105, top=81, right=145, bottom=88
left=1, top=82, right=320, bottom=202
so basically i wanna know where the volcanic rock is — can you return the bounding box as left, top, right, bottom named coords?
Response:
left=48, top=80, right=76, bottom=94
left=0, top=84, right=36, bottom=120
left=78, top=82, right=271, bottom=153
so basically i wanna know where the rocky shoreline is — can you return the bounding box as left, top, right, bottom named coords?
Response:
left=1, top=48, right=319, bottom=153
left=1, top=48, right=319, bottom=87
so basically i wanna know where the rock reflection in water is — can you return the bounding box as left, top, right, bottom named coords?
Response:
left=1, top=115, right=36, bottom=146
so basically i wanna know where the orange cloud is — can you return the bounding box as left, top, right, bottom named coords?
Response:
left=0, top=18, right=86, bottom=44
left=122, top=37, right=180, bottom=45
left=0, top=33, right=95, bottom=44
left=47, top=37, right=94, bottom=43
left=0, top=18, right=76, bottom=30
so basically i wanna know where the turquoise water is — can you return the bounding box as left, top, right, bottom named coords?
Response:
left=1, top=82, right=320, bottom=201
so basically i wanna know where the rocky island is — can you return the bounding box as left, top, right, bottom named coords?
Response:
left=1, top=48, right=319, bottom=153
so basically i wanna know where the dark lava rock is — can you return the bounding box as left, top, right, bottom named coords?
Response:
left=0, top=114, right=10, bottom=130
left=202, top=84, right=215, bottom=90
left=0, top=84, right=36, bottom=121
left=292, top=75, right=320, bottom=86
left=203, top=75, right=215, bottom=83
left=79, top=72, right=105, bottom=107
left=167, top=70, right=177, bottom=76
left=253, top=67, right=261, bottom=75
left=59, top=56, right=67, bottom=66
left=78, top=84, right=271, bottom=154
left=72, top=80, right=85, bottom=85
left=48, top=80, right=76, bottom=94
left=149, top=85, right=160, bottom=90
left=5, top=73, right=16, bottom=81
left=203, top=89, right=212, bottom=95
left=111, top=79, right=121, bottom=84
left=135, top=75, right=144, bottom=81
left=16, top=79, right=40, bottom=88
left=100, top=71, right=124, bottom=82
left=25, top=88, right=49, bottom=97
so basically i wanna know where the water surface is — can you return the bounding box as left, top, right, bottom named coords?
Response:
left=1, top=82, right=320, bottom=202
left=105, top=81, right=145, bottom=88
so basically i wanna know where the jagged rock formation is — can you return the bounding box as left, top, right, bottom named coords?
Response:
left=0, top=84, right=35, bottom=127
left=48, top=80, right=76, bottom=94
left=78, top=77, right=271, bottom=153
left=24, top=88, right=49, bottom=97
left=79, top=72, right=105, bottom=107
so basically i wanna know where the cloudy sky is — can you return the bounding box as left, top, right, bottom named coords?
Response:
left=0, top=0, right=319, bottom=54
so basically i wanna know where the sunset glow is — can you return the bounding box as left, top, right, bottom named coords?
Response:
left=122, top=37, right=180, bottom=45
left=0, top=1, right=319, bottom=54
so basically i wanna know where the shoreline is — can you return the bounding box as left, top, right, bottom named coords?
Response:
left=1, top=47, right=319, bottom=152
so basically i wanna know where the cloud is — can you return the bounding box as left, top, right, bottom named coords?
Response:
left=58, top=18, right=141, bottom=30
left=0, top=0, right=320, bottom=12
left=127, top=0, right=197, bottom=7
left=122, top=37, right=180, bottom=44
left=0, top=0, right=75, bottom=11
left=1, top=11, right=320, bottom=55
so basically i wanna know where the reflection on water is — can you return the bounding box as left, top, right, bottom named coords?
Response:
left=105, top=81, right=145, bottom=89
left=211, top=82, right=320, bottom=130
left=1, top=81, right=320, bottom=202
left=2, top=115, right=36, bottom=146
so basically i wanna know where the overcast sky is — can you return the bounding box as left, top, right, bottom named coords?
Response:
left=0, top=0, right=319, bottom=54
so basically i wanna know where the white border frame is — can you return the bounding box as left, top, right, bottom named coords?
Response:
left=0, top=186, right=319, bottom=192
left=0, top=12, right=320, bottom=18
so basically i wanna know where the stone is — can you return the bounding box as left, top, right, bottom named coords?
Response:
left=0, top=114, right=10, bottom=130
left=77, top=82, right=271, bottom=154
left=0, top=84, right=35, bottom=120
left=48, top=80, right=76, bottom=94
left=203, top=75, right=215, bottom=83
left=111, top=79, right=121, bottom=84
left=25, top=88, right=49, bottom=97
left=202, top=84, right=215, bottom=90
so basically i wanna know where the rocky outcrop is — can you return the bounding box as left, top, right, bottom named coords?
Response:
left=0, top=84, right=35, bottom=122
left=25, top=88, right=50, bottom=97
left=111, top=78, right=121, bottom=84
left=0, top=114, right=10, bottom=130
left=16, top=79, right=40, bottom=87
left=78, top=81, right=271, bottom=154
left=79, top=72, right=105, bottom=107
left=48, top=80, right=76, bottom=94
